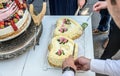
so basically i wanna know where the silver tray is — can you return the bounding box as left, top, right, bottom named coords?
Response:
left=0, top=21, right=43, bottom=60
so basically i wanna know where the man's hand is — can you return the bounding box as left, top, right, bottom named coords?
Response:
left=93, top=1, right=107, bottom=12
left=78, top=0, right=86, bottom=8
left=62, top=55, right=76, bottom=71
left=75, top=57, right=91, bottom=71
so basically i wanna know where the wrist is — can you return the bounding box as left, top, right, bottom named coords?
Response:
left=62, top=66, right=76, bottom=74
left=87, top=59, right=91, bottom=70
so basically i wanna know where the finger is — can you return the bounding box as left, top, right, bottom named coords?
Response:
left=76, top=65, right=83, bottom=70
left=74, top=61, right=79, bottom=66
left=77, top=67, right=82, bottom=70
left=76, top=64, right=82, bottom=68
left=75, top=56, right=83, bottom=62
left=93, top=5, right=101, bottom=12
left=94, top=7, right=101, bottom=12
left=93, top=2, right=100, bottom=9
left=93, top=2, right=100, bottom=8
left=74, top=57, right=79, bottom=62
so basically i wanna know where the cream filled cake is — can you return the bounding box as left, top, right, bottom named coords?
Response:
left=48, top=36, right=78, bottom=67
left=54, top=17, right=83, bottom=40
left=0, top=0, right=31, bottom=42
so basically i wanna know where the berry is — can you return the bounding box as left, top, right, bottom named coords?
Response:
left=0, top=4, right=3, bottom=9
left=13, top=18, right=19, bottom=23
left=23, top=3, right=27, bottom=8
left=14, top=13, right=20, bottom=19
left=0, top=25, right=4, bottom=29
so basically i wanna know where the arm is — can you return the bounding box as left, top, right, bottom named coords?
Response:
left=75, top=57, right=120, bottom=76
left=91, top=59, right=120, bottom=76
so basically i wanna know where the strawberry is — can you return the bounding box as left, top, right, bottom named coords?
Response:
left=0, top=21, right=4, bottom=28
left=0, top=24, right=4, bottom=29
left=19, top=4, right=24, bottom=9
left=0, top=21, right=4, bottom=25
left=23, top=3, right=27, bottom=8
left=14, top=13, right=20, bottom=19
left=6, top=4, right=9, bottom=7
left=15, top=0, right=21, bottom=9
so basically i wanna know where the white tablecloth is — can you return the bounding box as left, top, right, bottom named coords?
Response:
left=0, top=16, right=95, bottom=76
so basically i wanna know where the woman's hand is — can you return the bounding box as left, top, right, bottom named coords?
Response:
left=78, top=0, right=86, bottom=8
left=93, top=1, right=107, bottom=12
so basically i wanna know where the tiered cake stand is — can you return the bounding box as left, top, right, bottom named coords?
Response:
left=0, top=1, right=46, bottom=60
left=0, top=21, right=42, bottom=59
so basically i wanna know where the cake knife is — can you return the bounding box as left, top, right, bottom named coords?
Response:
left=29, top=2, right=46, bottom=50
left=72, top=43, right=76, bottom=57
left=75, top=6, right=81, bottom=16
left=86, top=12, right=93, bottom=22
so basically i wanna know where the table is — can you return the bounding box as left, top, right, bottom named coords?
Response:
left=0, top=16, right=95, bottom=76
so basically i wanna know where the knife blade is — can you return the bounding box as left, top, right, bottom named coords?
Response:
left=75, top=6, right=81, bottom=16
left=72, top=43, right=76, bottom=56
left=86, top=12, right=93, bottom=22
left=33, top=25, right=38, bottom=50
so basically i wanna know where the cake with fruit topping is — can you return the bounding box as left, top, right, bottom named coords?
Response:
left=54, top=17, right=83, bottom=40
left=0, top=0, right=31, bottom=42
left=48, top=36, right=78, bottom=67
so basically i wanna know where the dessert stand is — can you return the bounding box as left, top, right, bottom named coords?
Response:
left=0, top=2, right=46, bottom=60
left=0, top=22, right=42, bottom=59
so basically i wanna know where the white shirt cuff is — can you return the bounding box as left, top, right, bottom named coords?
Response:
left=90, top=59, right=106, bottom=74
left=62, top=71, right=74, bottom=76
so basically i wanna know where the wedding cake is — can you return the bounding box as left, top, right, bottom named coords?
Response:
left=0, top=0, right=31, bottom=42
left=54, top=17, right=83, bottom=40
left=48, top=36, right=78, bottom=67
